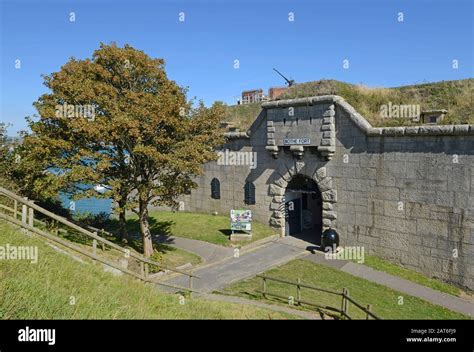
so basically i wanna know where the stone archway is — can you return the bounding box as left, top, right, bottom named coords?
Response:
left=284, top=174, right=322, bottom=242
left=269, top=161, right=337, bottom=237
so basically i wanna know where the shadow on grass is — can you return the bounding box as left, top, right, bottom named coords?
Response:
left=58, top=229, right=93, bottom=246
left=105, top=217, right=175, bottom=255
left=238, top=290, right=264, bottom=300
left=219, top=229, right=249, bottom=239
left=218, top=229, right=232, bottom=238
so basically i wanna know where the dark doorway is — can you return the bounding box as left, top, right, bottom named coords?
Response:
left=284, top=174, right=322, bottom=244
left=285, top=197, right=302, bottom=235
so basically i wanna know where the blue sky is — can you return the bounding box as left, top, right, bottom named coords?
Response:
left=1, top=0, right=473, bottom=134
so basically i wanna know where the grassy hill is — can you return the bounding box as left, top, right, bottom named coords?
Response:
left=0, top=222, right=294, bottom=319
left=223, top=103, right=262, bottom=132
left=224, top=78, right=473, bottom=129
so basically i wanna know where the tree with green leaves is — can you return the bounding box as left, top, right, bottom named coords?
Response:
left=24, top=43, right=224, bottom=256
left=0, top=124, right=29, bottom=193
left=0, top=123, right=10, bottom=187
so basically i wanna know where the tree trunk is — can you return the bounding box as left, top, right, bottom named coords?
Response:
left=139, top=199, right=154, bottom=257
left=118, top=204, right=128, bottom=243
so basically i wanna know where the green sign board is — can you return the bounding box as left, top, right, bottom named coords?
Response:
left=230, top=209, right=252, bottom=231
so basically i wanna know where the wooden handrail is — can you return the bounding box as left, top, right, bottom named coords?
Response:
left=257, top=274, right=381, bottom=320
left=82, top=224, right=196, bottom=277
left=0, top=211, right=200, bottom=293
left=257, top=290, right=343, bottom=314
left=257, top=275, right=342, bottom=296
left=0, top=186, right=199, bottom=279
left=343, top=293, right=380, bottom=320
left=0, top=212, right=145, bottom=279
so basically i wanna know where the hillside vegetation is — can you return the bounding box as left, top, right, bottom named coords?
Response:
left=0, top=222, right=294, bottom=319
left=223, top=103, right=262, bottom=132
left=224, top=79, right=473, bottom=129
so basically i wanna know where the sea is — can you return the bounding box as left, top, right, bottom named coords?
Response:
left=59, top=194, right=112, bottom=216
left=49, top=169, right=113, bottom=216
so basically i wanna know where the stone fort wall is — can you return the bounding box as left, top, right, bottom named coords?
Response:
left=177, top=96, right=474, bottom=290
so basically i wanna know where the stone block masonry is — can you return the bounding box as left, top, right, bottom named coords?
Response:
left=172, top=95, right=474, bottom=290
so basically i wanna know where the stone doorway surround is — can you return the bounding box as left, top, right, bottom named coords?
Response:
left=269, top=160, right=337, bottom=237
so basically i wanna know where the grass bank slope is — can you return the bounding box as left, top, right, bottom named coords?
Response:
left=224, top=79, right=473, bottom=129
left=0, top=222, right=294, bottom=319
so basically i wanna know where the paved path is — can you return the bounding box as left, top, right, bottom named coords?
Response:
left=155, top=233, right=473, bottom=317
left=342, top=262, right=474, bottom=317
left=154, top=234, right=234, bottom=265
left=161, top=238, right=307, bottom=293
left=303, top=252, right=474, bottom=317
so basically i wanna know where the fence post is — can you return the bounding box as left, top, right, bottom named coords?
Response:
left=92, top=232, right=98, bottom=252
left=341, top=288, right=347, bottom=320
left=13, top=199, right=18, bottom=220
left=92, top=239, right=97, bottom=256
left=21, top=203, right=27, bottom=224
left=21, top=199, right=28, bottom=235
left=100, top=229, right=105, bottom=251
left=188, top=272, right=193, bottom=298
left=345, top=289, right=350, bottom=318
left=144, top=263, right=149, bottom=278
left=296, top=278, right=301, bottom=305
left=262, top=277, right=267, bottom=299
left=28, top=206, right=34, bottom=228
left=366, top=304, right=372, bottom=320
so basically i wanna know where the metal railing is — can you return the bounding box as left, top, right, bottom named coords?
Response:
left=257, top=275, right=381, bottom=320
left=0, top=186, right=199, bottom=295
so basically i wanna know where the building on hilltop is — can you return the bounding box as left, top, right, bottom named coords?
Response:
left=239, top=86, right=289, bottom=104
left=268, top=86, right=288, bottom=100
left=240, top=89, right=266, bottom=104
left=420, top=109, right=448, bottom=124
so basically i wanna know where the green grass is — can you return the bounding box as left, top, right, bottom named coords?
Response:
left=223, top=103, right=262, bottom=131
left=359, top=255, right=468, bottom=298
left=224, top=79, right=474, bottom=129
left=0, top=221, right=296, bottom=319
left=158, top=243, right=201, bottom=268
left=37, top=216, right=202, bottom=271
left=117, top=211, right=277, bottom=247
left=222, top=259, right=469, bottom=320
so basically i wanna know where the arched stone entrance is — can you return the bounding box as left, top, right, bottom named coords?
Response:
left=284, top=175, right=322, bottom=243
left=268, top=162, right=337, bottom=241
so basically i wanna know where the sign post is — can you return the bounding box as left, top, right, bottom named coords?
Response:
left=230, top=209, right=253, bottom=241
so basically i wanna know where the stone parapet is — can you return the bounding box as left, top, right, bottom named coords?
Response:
left=258, top=95, right=474, bottom=138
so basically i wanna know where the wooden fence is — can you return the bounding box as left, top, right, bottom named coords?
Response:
left=258, top=275, right=381, bottom=320
left=0, top=186, right=199, bottom=295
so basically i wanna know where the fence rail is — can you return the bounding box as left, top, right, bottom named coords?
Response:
left=257, top=275, right=381, bottom=320
left=0, top=186, right=199, bottom=294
